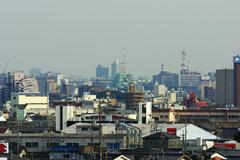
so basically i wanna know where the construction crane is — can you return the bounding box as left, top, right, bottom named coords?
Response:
left=3, top=60, right=9, bottom=74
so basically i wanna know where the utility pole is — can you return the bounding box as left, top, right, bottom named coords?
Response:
left=91, top=121, right=94, bottom=160
left=115, top=121, right=118, bottom=154
left=99, top=100, right=103, bottom=160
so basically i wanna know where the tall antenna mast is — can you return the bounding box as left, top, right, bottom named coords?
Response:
left=161, top=64, right=164, bottom=72
left=181, top=51, right=187, bottom=74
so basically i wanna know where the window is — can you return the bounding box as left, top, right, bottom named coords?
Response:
left=81, top=128, right=88, bottom=131
left=26, top=142, right=38, bottom=148
left=66, top=143, right=72, bottom=146
left=66, top=143, right=79, bottom=146
left=107, top=143, right=120, bottom=149
left=72, top=143, right=79, bottom=146
left=142, top=107, right=146, bottom=113
left=63, top=154, right=70, bottom=158
left=93, top=127, right=99, bottom=131
left=142, top=117, right=146, bottom=124
left=32, top=142, right=38, bottom=148
left=10, top=142, right=17, bottom=148
left=47, top=142, right=59, bottom=147
left=26, top=143, right=31, bottom=148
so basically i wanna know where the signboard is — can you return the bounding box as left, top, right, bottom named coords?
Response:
left=0, top=143, right=8, bottom=154
left=167, top=128, right=177, bottom=135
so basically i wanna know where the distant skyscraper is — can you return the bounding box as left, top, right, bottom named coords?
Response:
left=111, top=59, right=119, bottom=79
left=119, top=62, right=127, bottom=75
left=8, top=71, right=25, bottom=92
left=179, top=71, right=201, bottom=96
left=233, top=55, right=240, bottom=107
left=36, top=72, right=60, bottom=95
left=153, top=71, right=179, bottom=90
left=96, top=65, right=109, bottom=79
left=180, top=71, right=201, bottom=88
left=29, top=68, right=42, bottom=76
left=208, top=72, right=216, bottom=82
left=216, top=69, right=233, bottom=106
left=36, top=75, right=48, bottom=95
left=0, top=73, right=7, bottom=86
left=0, top=85, right=11, bottom=107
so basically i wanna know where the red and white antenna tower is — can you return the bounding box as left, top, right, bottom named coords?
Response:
left=181, top=51, right=188, bottom=74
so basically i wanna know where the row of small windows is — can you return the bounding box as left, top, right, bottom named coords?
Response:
left=66, top=143, right=79, bottom=146
left=179, top=115, right=240, bottom=119
left=81, top=127, right=99, bottom=131
left=25, top=142, right=79, bottom=148
left=26, top=142, right=38, bottom=148
left=81, top=116, right=106, bottom=121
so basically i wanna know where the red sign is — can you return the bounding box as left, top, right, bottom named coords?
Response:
left=167, top=128, right=177, bottom=135
left=0, top=143, right=8, bottom=154
left=214, top=143, right=236, bottom=149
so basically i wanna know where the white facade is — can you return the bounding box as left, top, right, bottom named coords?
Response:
left=169, top=92, right=177, bottom=103
left=157, top=123, right=218, bottom=140
left=82, top=93, right=96, bottom=101
left=56, top=73, right=63, bottom=86
left=18, top=77, right=39, bottom=93
left=12, top=71, right=25, bottom=81
left=11, top=93, right=48, bottom=115
left=138, top=102, right=152, bottom=124
left=56, top=105, right=74, bottom=131
left=154, top=84, right=166, bottom=96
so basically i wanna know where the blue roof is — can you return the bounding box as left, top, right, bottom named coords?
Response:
left=50, top=146, right=79, bottom=153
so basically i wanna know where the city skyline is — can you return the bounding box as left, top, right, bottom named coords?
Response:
left=0, top=0, right=239, bottom=77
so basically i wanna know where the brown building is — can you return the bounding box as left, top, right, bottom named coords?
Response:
left=233, top=55, right=240, bottom=107
left=47, top=79, right=58, bottom=93
left=126, top=83, right=144, bottom=110
left=152, top=109, right=240, bottom=126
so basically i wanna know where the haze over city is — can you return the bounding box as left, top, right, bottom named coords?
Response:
left=1, top=0, right=240, bottom=77
left=3, top=1, right=240, bottom=160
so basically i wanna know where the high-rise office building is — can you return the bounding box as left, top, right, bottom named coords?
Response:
left=96, top=65, right=109, bottom=79
left=179, top=71, right=201, bottom=96
left=216, top=69, right=234, bottom=106
left=0, top=85, right=11, bottom=108
left=36, top=75, right=48, bottom=95
left=180, top=71, right=201, bottom=88
left=36, top=72, right=61, bottom=95
left=111, top=59, right=119, bottom=79
left=8, top=71, right=25, bottom=92
left=153, top=71, right=179, bottom=90
left=0, top=73, right=7, bottom=86
left=119, top=62, right=127, bottom=75
left=29, top=68, right=42, bottom=76
left=233, top=55, right=240, bottom=107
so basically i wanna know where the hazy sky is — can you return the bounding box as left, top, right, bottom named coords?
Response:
left=0, top=0, right=239, bottom=78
